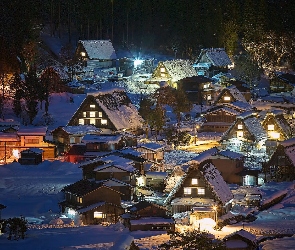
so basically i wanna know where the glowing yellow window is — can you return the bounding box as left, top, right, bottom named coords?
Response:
left=78, top=119, right=84, bottom=125
left=90, top=104, right=95, bottom=108
left=98, top=112, right=103, bottom=117
left=160, top=67, right=166, bottom=73
left=191, top=178, right=198, bottom=185
left=268, top=124, right=274, bottom=131
left=184, top=187, right=191, bottom=195
left=238, top=124, right=243, bottom=129
left=101, top=119, right=107, bottom=125
left=89, top=111, right=96, bottom=118
left=81, top=52, right=86, bottom=57
left=198, top=188, right=205, bottom=195
left=224, top=96, right=231, bottom=101
left=237, top=131, right=243, bottom=138
left=89, top=118, right=96, bottom=125
left=94, top=212, right=106, bottom=218
left=270, top=131, right=280, bottom=139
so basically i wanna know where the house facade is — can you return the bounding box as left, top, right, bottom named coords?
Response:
left=263, top=137, right=295, bottom=182
left=67, top=88, right=143, bottom=133
left=270, top=72, right=295, bottom=93
left=136, top=142, right=165, bottom=163
left=75, top=40, right=117, bottom=73
left=145, top=59, right=197, bottom=88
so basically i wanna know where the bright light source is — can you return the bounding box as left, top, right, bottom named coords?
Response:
left=12, top=149, right=19, bottom=159
left=67, top=208, right=76, bottom=215
left=137, top=176, right=145, bottom=186
left=270, top=131, right=280, bottom=139
left=134, top=59, right=144, bottom=68
left=81, top=52, right=86, bottom=57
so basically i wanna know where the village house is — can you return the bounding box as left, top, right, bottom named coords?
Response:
left=122, top=200, right=174, bottom=232
left=60, top=179, right=124, bottom=225
left=226, top=79, right=252, bottom=102
left=164, top=157, right=233, bottom=219
left=263, top=137, right=295, bottom=182
left=136, top=142, right=165, bottom=164
left=194, top=48, right=232, bottom=77
left=74, top=40, right=117, bottom=76
left=145, top=59, right=197, bottom=88
left=223, top=229, right=257, bottom=250
left=215, top=85, right=249, bottom=107
left=200, top=105, right=241, bottom=133
left=0, top=126, right=56, bottom=163
left=67, top=88, right=143, bottom=134
left=270, top=72, right=295, bottom=93
left=51, top=125, right=101, bottom=154
left=259, top=109, right=293, bottom=156
left=177, top=75, right=214, bottom=104
left=222, top=111, right=267, bottom=151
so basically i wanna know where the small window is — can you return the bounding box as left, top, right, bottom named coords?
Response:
left=83, top=112, right=86, bottom=117
left=98, top=112, right=103, bottom=117
left=90, top=104, right=95, bottom=108
left=198, top=188, right=205, bottom=195
left=238, top=124, right=243, bottom=129
left=81, top=52, right=86, bottom=57
left=78, top=119, right=84, bottom=125
left=161, top=73, right=166, bottom=77
left=89, top=111, right=96, bottom=118
left=204, top=84, right=209, bottom=89
left=237, top=131, right=243, bottom=138
left=160, top=67, right=166, bottom=73
left=184, top=187, right=191, bottom=195
left=207, top=94, right=212, bottom=100
left=101, top=119, right=107, bottom=125
left=224, top=96, right=231, bottom=101
left=268, top=124, right=274, bottom=131
left=191, top=178, right=198, bottom=185
left=94, top=212, right=106, bottom=218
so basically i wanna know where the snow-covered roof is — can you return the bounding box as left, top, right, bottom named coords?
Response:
left=190, top=147, right=219, bottom=165
left=82, top=134, right=122, bottom=144
left=201, top=162, right=233, bottom=205
left=227, top=85, right=247, bottom=103
left=110, top=234, right=135, bottom=250
left=243, top=116, right=267, bottom=141
left=88, top=88, right=143, bottom=131
left=79, top=40, right=116, bottom=60
left=218, top=150, right=244, bottom=160
left=138, top=142, right=165, bottom=151
left=280, top=137, right=295, bottom=148
left=206, top=106, right=240, bottom=116
left=60, top=125, right=101, bottom=135
left=21, top=148, right=43, bottom=154
left=94, top=162, right=136, bottom=173
left=145, top=171, right=168, bottom=179
left=17, top=127, right=47, bottom=136
left=223, top=229, right=257, bottom=243
left=162, top=59, right=197, bottom=82
left=198, top=48, right=232, bottom=67
left=77, top=201, right=106, bottom=213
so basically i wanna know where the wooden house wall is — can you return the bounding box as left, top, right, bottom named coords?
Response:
left=136, top=147, right=164, bottom=162
left=81, top=204, right=124, bottom=225
left=132, top=205, right=167, bottom=218
left=95, top=170, right=134, bottom=184
left=216, top=90, right=234, bottom=104
left=129, top=222, right=175, bottom=232
left=205, top=110, right=236, bottom=123
left=83, top=187, right=121, bottom=206
left=211, top=158, right=243, bottom=184
left=262, top=115, right=289, bottom=141
left=174, top=169, right=214, bottom=199
left=264, top=145, right=295, bottom=181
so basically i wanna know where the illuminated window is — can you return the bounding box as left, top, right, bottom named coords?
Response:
left=237, top=131, right=243, bottom=138
left=204, top=84, right=209, bottom=89
left=79, top=119, right=84, bottom=125
left=160, top=67, right=166, bottom=73
left=191, top=178, right=198, bottom=185
left=89, top=111, right=96, bottom=117
left=198, top=188, right=205, bottom=195
left=238, top=124, right=243, bottom=129
left=81, top=52, right=86, bottom=57
left=90, top=104, right=95, bottom=108
left=89, top=118, right=96, bottom=125
left=161, top=73, right=166, bottom=77
left=76, top=197, right=82, bottom=203
left=224, top=96, right=231, bottom=101
left=207, top=94, right=212, bottom=100
left=101, top=119, right=107, bottom=125
left=98, top=112, right=103, bottom=117
left=83, top=112, right=86, bottom=117
left=268, top=124, right=274, bottom=131
left=270, top=131, right=280, bottom=139
left=184, top=187, right=191, bottom=195
left=94, top=212, right=106, bottom=218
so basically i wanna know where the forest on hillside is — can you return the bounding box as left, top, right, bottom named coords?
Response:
left=1, top=0, right=295, bottom=60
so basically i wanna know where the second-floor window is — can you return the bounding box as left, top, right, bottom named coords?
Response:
left=198, top=188, right=205, bottom=195
left=89, top=111, right=96, bottom=118
left=268, top=124, right=274, bottom=131
left=191, top=178, right=198, bottom=185
left=223, top=96, right=231, bottom=101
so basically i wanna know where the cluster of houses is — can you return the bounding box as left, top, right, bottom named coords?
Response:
left=1, top=39, right=295, bottom=249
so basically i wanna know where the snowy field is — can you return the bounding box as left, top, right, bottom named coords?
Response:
left=1, top=161, right=295, bottom=249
